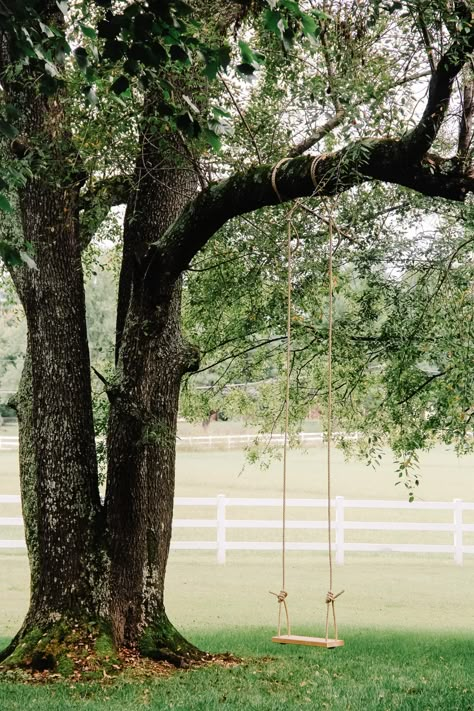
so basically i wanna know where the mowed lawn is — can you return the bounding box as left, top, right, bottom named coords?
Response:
left=0, top=628, right=473, bottom=710
left=1, top=443, right=474, bottom=709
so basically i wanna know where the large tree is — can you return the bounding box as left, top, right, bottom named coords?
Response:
left=0, top=0, right=473, bottom=671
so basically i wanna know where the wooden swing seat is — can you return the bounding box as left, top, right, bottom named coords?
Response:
left=272, top=634, right=344, bottom=648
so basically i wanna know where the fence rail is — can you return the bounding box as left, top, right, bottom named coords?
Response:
left=0, top=437, right=19, bottom=451
left=1, top=494, right=473, bottom=565
left=0, top=432, right=361, bottom=451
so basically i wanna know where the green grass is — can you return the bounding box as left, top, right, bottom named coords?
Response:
left=1, top=628, right=473, bottom=710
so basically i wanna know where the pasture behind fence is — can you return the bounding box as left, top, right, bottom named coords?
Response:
left=0, top=432, right=361, bottom=451
left=1, top=494, right=473, bottom=565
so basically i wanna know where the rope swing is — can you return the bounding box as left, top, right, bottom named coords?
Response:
left=269, top=157, right=344, bottom=649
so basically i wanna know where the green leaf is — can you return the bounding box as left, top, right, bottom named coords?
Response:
left=0, top=242, right=22, bottom=267
left=80, top=23, right=97, bottom=40
left=56, top=0, right=68, bottom=15
left=212, top=106, right=231, bottom=119
left=123, top=58, right=140, bottom=76
left=102, top=39, right=127, bottom=62
left=39, top=75, right=60, bottom=96
left=263, top=9, right=282, bottom=36
left=97, top=18, right=121, bottom=40
left=83, top=85, right=98, bottom=106
left=203, top=59, right=218, bottom=80
left=5, top=104, right=20, bottom=123
left=301, top=13, right=318, bottom=36
left=176, top=112, right=200, bottom=137
left=0, top=194, right=13, bottom=213
left=39, top=21, right=55, bottom=38
left=280, top=0, right=302, bottom=15
left=0, top=119, right=18, bottom=140
left=202, top=128, right=221, bottom=153
left=183, top=94, right=200, bottom=114
left=238, top=40, right=255, bottom=65
left=20, top=250, right=38, bottom=270
left=170, top=44, right=189, bottom=63
left=238, top=40, right=263, bottom=67
left=110, top=75, right=129, bottom=95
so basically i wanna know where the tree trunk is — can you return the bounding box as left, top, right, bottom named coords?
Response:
left=105, top=126, right=200, bottom=659
left=0, top=65, right=107, bottom=666
left=19, top=180, right=103, bottom=621
left=107, top=280, right=199, bottom=659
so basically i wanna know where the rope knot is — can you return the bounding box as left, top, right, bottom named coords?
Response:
left=270, top=589, right=288, bottom=604
left=326, top=589, right=345, bottom=604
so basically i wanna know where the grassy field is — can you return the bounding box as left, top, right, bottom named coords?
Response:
left=1, top=444, right=474, bottom=637
left=0, top=628, right=473, bottom=710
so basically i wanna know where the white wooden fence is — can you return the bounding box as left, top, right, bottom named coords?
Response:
left=1, top=494, right=473, bottom=565
left=0, top=432, right=361, bottom=451
left=0, top=437, right=18, bottom=450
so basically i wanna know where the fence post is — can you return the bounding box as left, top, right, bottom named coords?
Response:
left=217, top=494, right=226, bottom=564
left=453, top=498, right=463, bottom=566
left=335, top=496, right=345, bottom=566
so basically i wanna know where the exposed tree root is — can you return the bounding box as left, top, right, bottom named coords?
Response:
left=0, top=614, right=240, bottom=682
left=0, top=619, right=119, bottom=679
left=138, top=611, right=211, bottom=667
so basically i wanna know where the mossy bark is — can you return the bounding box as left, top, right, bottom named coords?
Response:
left=0, top=620, right=118, bottom=677
left=138, top=607, right=204, bottom=666
left=106, top=123, right=200, bottom=650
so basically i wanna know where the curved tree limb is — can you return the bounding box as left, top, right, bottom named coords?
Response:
left=154, top=138, right=474, bottom=282
left=403, top=7, right=474, bottom=156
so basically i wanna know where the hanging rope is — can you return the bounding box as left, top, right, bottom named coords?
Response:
left=323, top=206, right=344, bottom=640
left=269, top=156, right=344, bottom=641
left=310, top=154, right=345, bottom=641
left=269, top=157, right=295, bottom=636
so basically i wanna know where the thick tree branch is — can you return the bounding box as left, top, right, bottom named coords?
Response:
left=458, top=79, right=474, bottom=161
left=403, top=14, right=474, bottom=156
left=154, top=137, right=474, bottom=282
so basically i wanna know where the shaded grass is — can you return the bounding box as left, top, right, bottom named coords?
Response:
left=1, top=628, right=474, bottom=710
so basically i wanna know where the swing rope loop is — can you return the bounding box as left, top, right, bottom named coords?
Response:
left=269, top=155, right=343, bottom=644
left=269, top=589, right=291, bottom=636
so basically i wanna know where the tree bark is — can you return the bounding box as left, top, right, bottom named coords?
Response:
left=1, top=24, right=106, bottom=665
left=106, top=126, right=200, bottom=658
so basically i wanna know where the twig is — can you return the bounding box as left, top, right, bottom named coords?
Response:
left=219, top=74, right=262, bottom=164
